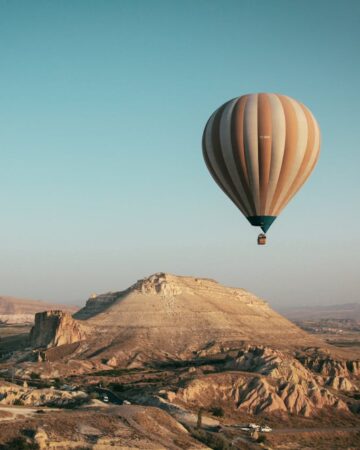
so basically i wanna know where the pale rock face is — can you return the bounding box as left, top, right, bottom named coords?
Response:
left=325, top=376, right=358, bottom=391
left=166, top=346, right=350, bottom=417
left=106, top=356, right=118, bottom=367
left=30, top=311, right=87, bottom=348
left=348, top=361, right=360, bottom=375
left=134, top=273, right=184, bottom=297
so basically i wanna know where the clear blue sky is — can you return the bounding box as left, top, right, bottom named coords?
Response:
left=0, top=0, right=359, bottom=307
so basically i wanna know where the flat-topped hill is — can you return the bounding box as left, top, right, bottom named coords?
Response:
left=62, top=273, right=318, bottom=364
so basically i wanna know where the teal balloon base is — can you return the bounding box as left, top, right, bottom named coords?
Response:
left=247, top=216, right=277, bottom=233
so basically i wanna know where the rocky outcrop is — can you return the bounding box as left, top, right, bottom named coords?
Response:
left=0, top=381, right=88, bottom=407
left=225, top=345, right=314, bottom=384
left=348, top=360, right=360, bottom=375
left=325, top=376, right=357, bottom=391
left=74, top=273, right=186, bottom=320
left=166, top=370, right=348, bottom=417
left=30, top=310, right=88, bottom=348
left=237, top=346, right=358, bottom=400
left=133, top=273, right=184, bottom=297
left=166, top=346, right=352, bottom=417
left=298, top=354, right=360, bottom=379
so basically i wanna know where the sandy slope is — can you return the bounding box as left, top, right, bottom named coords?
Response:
left=72, top=273, right=321, bottom=361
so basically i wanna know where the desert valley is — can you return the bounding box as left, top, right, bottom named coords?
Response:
left=0, top=273, right=359, bottom=449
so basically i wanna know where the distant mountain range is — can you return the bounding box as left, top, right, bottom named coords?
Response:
left=0, top=295, right=78, bottom=316
left=278, top=303, right=360, bottom=321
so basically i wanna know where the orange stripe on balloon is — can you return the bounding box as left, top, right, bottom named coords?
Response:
left=205, top=102, right=250, bottom=215
left=231, top=96, right=257, bottom=215
left=273, top=102, right=316, bottom=215
left=269, top=95, right=298, bottom=214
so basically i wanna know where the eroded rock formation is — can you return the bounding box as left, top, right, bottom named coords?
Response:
left=30, top=310, right=87, bottom=348
left=166, top=346, right=351, bottom=417
left=0, top=381, right=88, bottom=407
left=299, top=354, right=360, bottom=378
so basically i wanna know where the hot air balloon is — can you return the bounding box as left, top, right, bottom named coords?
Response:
left=202, top=93, right=321, bottom=245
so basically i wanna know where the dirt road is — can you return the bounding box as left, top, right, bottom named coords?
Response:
left=0, top=405, right=61, bottom=422
left=0, top=405, right=36, bottom=421
left=272, top=426, right=360, bottom=434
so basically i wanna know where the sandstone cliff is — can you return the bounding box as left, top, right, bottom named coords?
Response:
left=30, top=310, right=88, bottom=348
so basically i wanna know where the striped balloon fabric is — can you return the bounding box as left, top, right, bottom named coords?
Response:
left=202, top=93, right=321, bottom=233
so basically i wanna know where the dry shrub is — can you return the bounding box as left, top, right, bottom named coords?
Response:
left=0, top=437, right=39, bottom=450
left=190, top=428, right=231, bottom=450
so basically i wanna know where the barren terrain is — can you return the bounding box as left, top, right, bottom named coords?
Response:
left=1, top=274, right=359, bottom=449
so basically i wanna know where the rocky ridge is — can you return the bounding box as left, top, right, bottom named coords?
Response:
left=298, top=353, right=360, bottom=377
left=166, top=372, right=346, bottom=417
left=165, top=346, right=355, bottom=417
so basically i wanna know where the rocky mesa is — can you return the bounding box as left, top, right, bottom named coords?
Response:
left=29, top=272, right=319, bottom=365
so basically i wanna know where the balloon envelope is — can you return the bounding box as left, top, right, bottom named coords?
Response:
left=202, top=93, right=321, bottom=232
